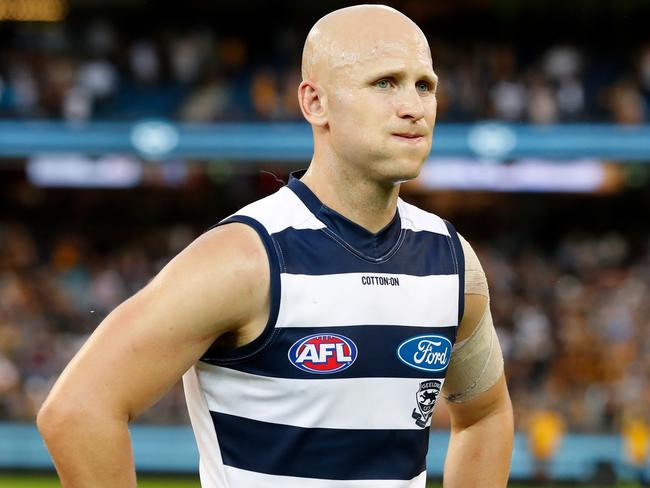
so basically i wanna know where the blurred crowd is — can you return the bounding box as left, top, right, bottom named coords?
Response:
left=1, top=216, right=649, bottom=431
left=483, top=232, right=650, bottom=432
left=0, top=222, right=197, bottom=424
left=1, top=21, right=650, bottom=124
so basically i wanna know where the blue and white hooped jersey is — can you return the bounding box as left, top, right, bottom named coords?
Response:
left=183, top=172, right=465, bottom=488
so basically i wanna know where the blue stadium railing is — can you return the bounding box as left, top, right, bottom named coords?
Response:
left=1, top=422, right=647, bottom=481
left=1, top=121, right=650, bottom=161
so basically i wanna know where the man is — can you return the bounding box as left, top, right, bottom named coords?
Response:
left=38, top=5, right=513, bottom=487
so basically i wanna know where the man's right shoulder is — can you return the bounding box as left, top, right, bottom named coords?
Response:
left=141, top=221, right=270, bottom=339
left=190, top=222, right=269, bottom=278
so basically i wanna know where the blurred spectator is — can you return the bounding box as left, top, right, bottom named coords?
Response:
left=543, top=45, right=583, bottom=81
left=8, top=64, right=39, bottom=116
left=178, top=73, right=232, bottom=122
left=622, top=416, right=650, bottom=484
left=79, top=60, right=118, bottom=98
left=63, top=86, right=92, bottom=122
left=526, top=74, right=558, bottom=124
left=556, top=76, right=585, bottom=120
left=605, top=79, right=646, bottom=124
left=169, top=34, right=206, bottom=85
left=527, top=408, right=566, bottom=481
left=490, top=78, right=526, bottom=121
left=130, top=40, right=160, bottom=85
left=250, top=68, right=281, bottom=119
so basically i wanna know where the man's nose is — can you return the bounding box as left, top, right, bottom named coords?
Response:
left=396, top=86, right=425, bottom=120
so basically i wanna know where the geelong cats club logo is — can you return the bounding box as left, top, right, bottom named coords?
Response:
left=412, top=380, right=441, bottom=428
left=288, top=334, right=357, bottom=374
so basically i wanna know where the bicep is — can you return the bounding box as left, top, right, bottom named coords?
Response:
left=45, top=224, right=269, bottom=421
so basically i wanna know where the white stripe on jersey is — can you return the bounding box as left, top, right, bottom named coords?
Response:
left=196, top=363, right=442, bottom=430
left=397, top=199, right=450, bottom=235
left=232, top=187, right=325, bottom=234
left=276, top=273, right=459, bottom=328
left=224, top=465, right=428, bottom=488
left=182, top=366, right=227, bottom=488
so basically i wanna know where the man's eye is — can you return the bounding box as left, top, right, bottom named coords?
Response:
left=416, top=82, right=431, bottom=92
left=376, top=79, right=391, bottom=89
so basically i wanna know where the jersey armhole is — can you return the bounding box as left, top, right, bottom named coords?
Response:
left=444, top=220, right=465, bottom=327
left=200, top=215, right=282, bottom=364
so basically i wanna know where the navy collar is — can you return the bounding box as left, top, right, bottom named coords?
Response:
left=287, top=170, right=402, bottom=261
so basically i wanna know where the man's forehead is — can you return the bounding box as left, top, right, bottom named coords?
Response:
left=302, top=5, right=432, bottom=81
left=340, top=39, right=432, bottom=68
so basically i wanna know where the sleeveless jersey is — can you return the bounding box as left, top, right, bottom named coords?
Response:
left=183, top=172, right=465, bottom=488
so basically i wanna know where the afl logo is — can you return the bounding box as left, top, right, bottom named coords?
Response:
left=288, top=334, right=358, bottom=374
left=397, top=335, right=452, bottom=372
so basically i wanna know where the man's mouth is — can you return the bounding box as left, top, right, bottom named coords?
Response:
left=392, top=133, right=425, bottom=142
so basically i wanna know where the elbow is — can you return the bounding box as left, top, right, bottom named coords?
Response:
left=36, top=397, right=63, bottom=441
left=37, top=394, right=80, bottom=444
left=38, top=391, right=130, bottom=443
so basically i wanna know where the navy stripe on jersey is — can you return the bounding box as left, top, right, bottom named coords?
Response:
left=444, top=220, right=465, bottom=323
left=211, top=412, right=429, bottom=480
left=200, top=215, right=282, bottom=363
left=272, top=227, right=457, bottom=276
left=202, top=325, right=456, bottom=379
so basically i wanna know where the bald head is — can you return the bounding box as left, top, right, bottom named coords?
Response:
left=297, top=4, right=438, bottom=185
left=301, top=5, right=432, bottom=85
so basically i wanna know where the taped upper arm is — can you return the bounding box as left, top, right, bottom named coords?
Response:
left=460, top=233, right=489, bottom=299
left=442, top=233, right=504, bottom=403
left=455, top=233, right=488, bottom=342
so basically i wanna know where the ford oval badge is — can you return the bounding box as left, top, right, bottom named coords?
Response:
left=397, top=335, right=452, bottom=372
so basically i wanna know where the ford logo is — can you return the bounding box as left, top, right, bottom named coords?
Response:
left=397, top=335, right=452, bottom=372
left=288, top=334, right=357, bottom=374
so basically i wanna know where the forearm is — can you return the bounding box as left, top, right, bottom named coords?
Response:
left=443, top=393, right=513, bottom=488
left=39, top=411, right=136, bottom=488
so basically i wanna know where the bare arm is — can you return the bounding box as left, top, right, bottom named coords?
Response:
left=36, top=223, right=270, bottom=487
left=444, top=370, right=513, bottom=488
left=442, top=237, right=514, bottom=487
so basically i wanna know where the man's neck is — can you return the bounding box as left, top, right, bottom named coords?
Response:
left=300, top=161, right=400, bottom=234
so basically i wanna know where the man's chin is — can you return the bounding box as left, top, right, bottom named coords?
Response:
left=356, top=154, right=427, bottom=187
left=384, top=159, right=426, bottom=184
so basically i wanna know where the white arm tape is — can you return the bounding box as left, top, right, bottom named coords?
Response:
left=459, top=233, right=489, bottom=298
left=442, top=233, right=504, bottom=403
left=443, top=304, right=504, bottom=403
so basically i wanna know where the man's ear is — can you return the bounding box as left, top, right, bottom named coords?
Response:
left=298, top=81, right=328, bottom=127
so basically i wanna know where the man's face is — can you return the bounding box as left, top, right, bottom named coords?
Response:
left=324, top=33, right=437, bottom=184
